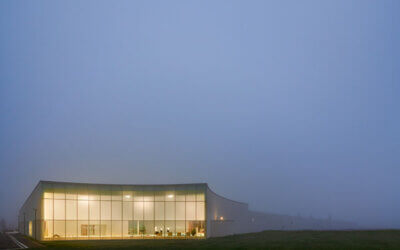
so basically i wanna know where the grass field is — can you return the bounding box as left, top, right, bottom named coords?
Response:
left=33, top=230, right=400, bottom=250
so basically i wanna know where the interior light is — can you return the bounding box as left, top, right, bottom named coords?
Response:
left=167, top=194, right=174, bottom=198
left=125, top=195, right=131, bottom=198
left=220, top=216, right=224, bottom=220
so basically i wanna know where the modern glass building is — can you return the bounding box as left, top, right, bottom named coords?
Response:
left=18, top=181, right=250, bottom=240
left=19, top=180, right=355, bottom=240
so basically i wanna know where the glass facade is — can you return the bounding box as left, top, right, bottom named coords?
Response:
left=41, top=183, right=206, bottom=240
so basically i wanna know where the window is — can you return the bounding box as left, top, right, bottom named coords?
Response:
left=100, top=201, right=111, bottom=220
left=29, top=221, right=32, bottom=236
left=176, top=202, right=185, bottom=220
left=144, top=202, right=154, bottom=220
left=165, top=202, right=175, bottom=220
left=54, top=221, right=65, bottom=238
left=66, top=200, right=77, bottom=220
left=66, top=221, right=77, bottom=238
left=134, top=202, right=143, bottom=220
left=186, top=202, right=196, bottom=220
left=89, top=201, right=100, bottom=220
left=155, top=202, right=164, bottom=220
left=54, top=200, right=65, bottom=220
left=44, top=199, right=53, bottom=220
left=112, top=201, right=122, bottom=220
left=196, top=202, right=205, bottom=220
left=123, top=202, right=133, bottom=220
left=78, top=200, right=88, bottom=220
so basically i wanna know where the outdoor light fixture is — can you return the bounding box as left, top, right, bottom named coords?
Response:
left=220, top=216, right=224, bottom=220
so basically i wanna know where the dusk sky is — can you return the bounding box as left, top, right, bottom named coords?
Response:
left=0, top=0, right=399, bottom=228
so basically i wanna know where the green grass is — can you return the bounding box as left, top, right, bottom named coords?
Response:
left=34, top=230, right=400, bottom=250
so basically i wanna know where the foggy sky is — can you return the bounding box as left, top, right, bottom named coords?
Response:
left=0, top=0, right=399, bottom=229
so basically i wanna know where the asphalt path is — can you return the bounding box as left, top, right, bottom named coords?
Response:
left=0, top=232, right=43, bottom=249
left=0, top=231, right=18, bottom=249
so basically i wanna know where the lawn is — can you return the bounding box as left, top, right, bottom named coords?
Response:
left=34, top=230, right=400, bottom=250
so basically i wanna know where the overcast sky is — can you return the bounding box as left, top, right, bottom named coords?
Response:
left=0, top=0, right=399, bottom=228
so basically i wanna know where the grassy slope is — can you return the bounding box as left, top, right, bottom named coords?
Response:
left=35, top=230, right=400, bottom=250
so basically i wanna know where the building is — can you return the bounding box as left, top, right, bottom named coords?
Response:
left=19, top=181, right=355, bottom=240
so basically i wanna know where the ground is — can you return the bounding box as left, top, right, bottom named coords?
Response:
left=2, top=230, right=400, bottom=249
left=23, top=230, right=400, bottom=250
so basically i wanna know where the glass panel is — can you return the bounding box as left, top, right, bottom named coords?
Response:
left=123, top=191, right=133, bottom=201
left=112, top=221, right=122, bottom=237
left=165, top=191, right=175, bottom=201
left=112, top=191, right=122, bottom=201
left=133, top=220, right=144, bottom=236
left=144, top=202, right=154, bottom=220
left=54, top=200, right=65, bottom=220
left=66, top=220, right=77, bottom=238
left=28, top=221, right=33, bottom=237
left=154, top=220, right=164, bottom=236
left=197, top=221, right=206, bottom=237
left=88, top=191, right=100, bottom=201
left=112, top=201, right=122, bottom=220
left=100, top=220, right=111, bottom=238
left=143, top=221, right=154, bottom=237
left=78, top=187, right=88, bottom=200
left=196, top=191, right=205, bottom=201
left=44, top=192, right=53, bottom=199
left=89, top=201, right=100, bottom=220
left=134, top=202, right=143, bottom=220
left=54, top=220, right=65, bottom=239
left=44, top=199, right=53, bottom=220
left=78, top=221, right=88, bottom=238
left=154, top=191, right=164, bottom=201
left=78, top=200, right=88, bottom=220
left=186, top=190, right=196, bottom=201
left=123, top=202, right=133, bottom=220
left=165, top=202, right=175, bottom=220
left=176, top=220, right=185, bottom=237
left=65, top=185, right=77, bottom=200
left=101, top=190, right=111, bottom=200
left=196, top=202, right=205, bottom=220
left=165, top=220, right=175, bottom=237
left=123, top=221, right=134, bottom=237
left=54, top=192, right=65, bottom=199
left=143, top=191, right=154, bottom=201
left=133, top=191, right=143, bottom=201
left=154, top=202, right=164, bottom=220
left=89, top=221, right=100, bottom=237
left=186, top=221, right=205, bottom=237
left=66, top=200, right=77, bottom=220
left=100, top=201, right=111, bottom=220
left=43, top=220, right=53, bottom=239
left=176, top=202, right=185, bottom=220
left=176, top=190, right=186, bottom=201
left=186, top=202, right=196, bottom=220
left=186, top=221, right=197, bottom=237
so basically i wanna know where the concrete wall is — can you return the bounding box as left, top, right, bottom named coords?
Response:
left=206, top=187, right=249, bottom=237
left=206, top=185, right=356, bottom=238
left=18, top=182, right=42, bottom=240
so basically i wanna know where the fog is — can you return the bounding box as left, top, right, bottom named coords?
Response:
left=0, top=0, right=399, bottom=229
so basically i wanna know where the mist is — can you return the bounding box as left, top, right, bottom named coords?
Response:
left=0, top=0, right=399, bottom=229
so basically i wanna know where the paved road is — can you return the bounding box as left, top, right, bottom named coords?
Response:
left=0, top=231, right=18, bottom=249
left=0, top=232, right=43, bottom=249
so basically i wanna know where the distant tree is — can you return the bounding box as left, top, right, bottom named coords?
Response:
left=0, top=218, right=6, bottom=232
